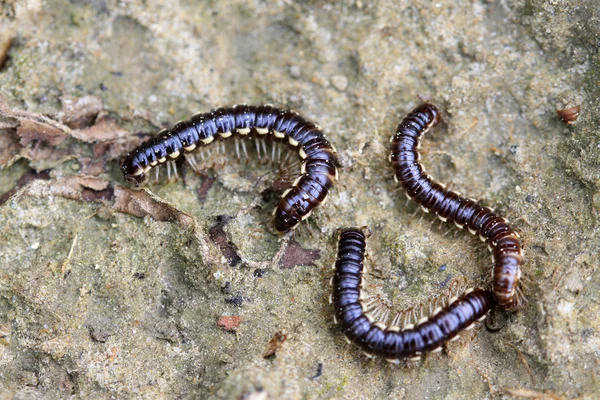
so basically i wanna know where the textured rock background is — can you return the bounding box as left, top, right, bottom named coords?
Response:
left=0, top=0, right=599, bottom=398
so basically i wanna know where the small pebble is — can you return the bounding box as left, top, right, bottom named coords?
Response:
left=289, top=65, right=301, bottom=78
left=30, top=242, right=40, bottom=250
left=225, top=296, right=244, bottom=307
left=133, top=272, right=146, bottom=280
left=154, top=320, right=179, bottom=342
left=217, top=315, right=242, bottom=331
left=253, top=268, right=267, bottom=278
left=221, top=281, right=233, bottom=294
left=219, top=353, right=234, bottom=363
left=336, top=151, right=353, bottom=168
left=88, top=325, right=111, bottom=343
left=288, top=94, right=303, bottom=108
left=593, top=191, right=600, bottom=211
left=363, top=167, right=371, bottom=180
left=17, top=370, right=38, bottom=387
left=331, top=75, right=349, bottom=92
left=438, top=264, right=447, bottom=272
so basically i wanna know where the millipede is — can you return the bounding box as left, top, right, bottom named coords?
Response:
left=330, top=227, right=496, bottom=362
left=121, top=105, right=338, bottom=233
left=389, top=103, right=524, bottom=309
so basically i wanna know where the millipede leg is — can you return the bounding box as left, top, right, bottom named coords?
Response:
left=261, top=140, right=268, bottom=163
left=271, top=141, right=276, bottom=164
left=186, top=154, right=200, bottom=172
left=255, top=140, right=261, bottom=159
left=172, top=161, right=179, bottom=180
left=241, top=140, right=249, bottom=160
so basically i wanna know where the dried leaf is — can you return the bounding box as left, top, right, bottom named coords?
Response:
left=280, top=240, right=321, bottom=269
left=0, top=169, right=50, bottom=205
left=78, top=157, right=107, bottom=176
left=0, top=129, right=21, bottom=167
left=0, top=97, right=136, bottom=169
left=503, top=387, right=566, bottom=400
left=18, top=117, right=68, bottom=146
left=113, top=185, right=195, bottom=227
left=209, top=215, right=242, bottom=267
left=71, top=115, right=130, bottom=142
left=21, top=175, right=110, bottom=201
left=61, top=95, right=103, bottom=129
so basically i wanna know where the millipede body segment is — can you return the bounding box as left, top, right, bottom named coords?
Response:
left=121, top=105, right=338, bottom=233
left=331, top=228, right=495, bottom=361
left=389, top=104, right=523, bottom=309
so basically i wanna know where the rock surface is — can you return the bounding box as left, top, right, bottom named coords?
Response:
left=0, top=0, right=599, bottom=398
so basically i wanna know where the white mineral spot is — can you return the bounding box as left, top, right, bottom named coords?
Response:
left=557, top=299, right=574, bottom=317
left=289, top=65, right=301, bottom=78
left=331, top=75, right=349, bottom=92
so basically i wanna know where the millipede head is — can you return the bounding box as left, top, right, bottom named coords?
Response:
left=121, top=152, right=146, bottom=186
left=418, top=103, right=442, bottom=128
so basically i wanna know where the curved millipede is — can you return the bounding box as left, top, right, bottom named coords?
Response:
left=389, top=103, right=524, bottom=309
left=330, top=227, right=496, bottom=362
left=121, top=105, right=338, bottom=233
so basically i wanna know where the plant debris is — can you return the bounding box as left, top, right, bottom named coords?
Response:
left=557, top=105, right=580, bottom=125
left=0, top=94, right=138, bottom=170
left=279, top=240, right=321, bottom=269
left=0, top=30, right=14, bottom=70
left=217, top=316, right=242, bottom=332
left=0, top=169, right=50, bottom=205
left=60, top=95, right=103, bottom=129
left=262, top=330, right=288, bottom=358
left=209, top=215, right=242, bottom=267
left=113, top=185, right=195, bottom=226
left=20, top=175, right=110, bottom=202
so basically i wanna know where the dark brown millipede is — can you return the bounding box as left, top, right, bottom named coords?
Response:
left=121, top=105, right=338, bottom=233
left=330, top=227, right=496, bottom=362
left=389, top=103, right=524, bottom=309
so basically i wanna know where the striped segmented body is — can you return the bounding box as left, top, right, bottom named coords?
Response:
left=121, top=105, right=338, bottom=233
left=389, top=103, right=523, bottom=309
left=331, top=227, right=495, bottom=361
